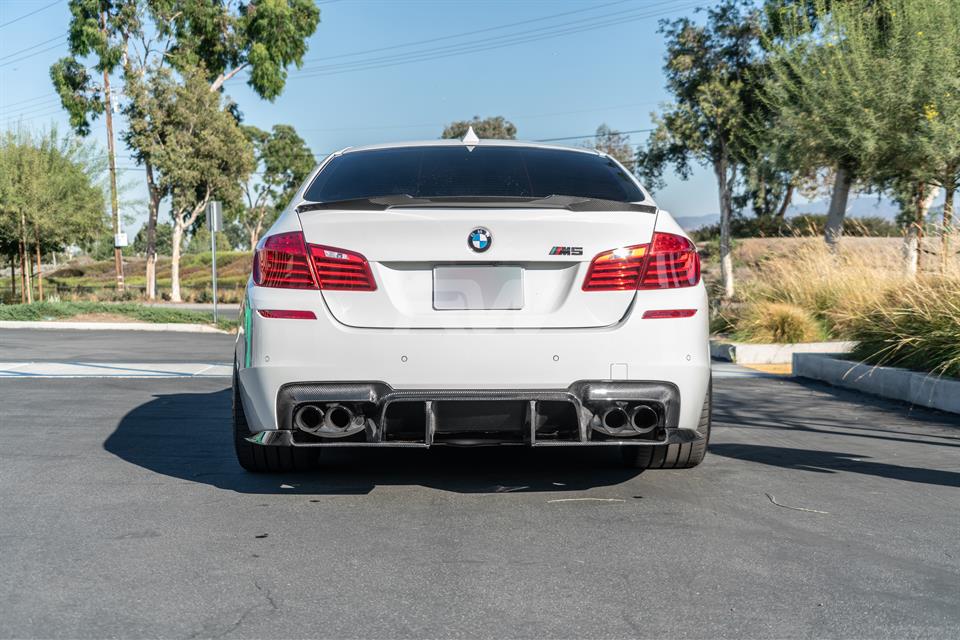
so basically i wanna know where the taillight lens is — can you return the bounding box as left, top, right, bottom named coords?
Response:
left=308, top=244, right=376, bottom=291
left=253, top=232, right=317, bottom=289
left=582, top=232, right=700, bottom=292
left=253, top=232, right=376, bottom=291
left=582, top=245, right=648, bottom=291
left=638, top=232, right=700, bottom=289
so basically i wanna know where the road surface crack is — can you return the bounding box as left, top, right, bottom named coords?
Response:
left=765, top=492, right=829, bottom=514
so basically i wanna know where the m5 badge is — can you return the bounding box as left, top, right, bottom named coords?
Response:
left=549, top=246, right=583, bottom=256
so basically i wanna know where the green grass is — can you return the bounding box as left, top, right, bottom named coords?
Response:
left=0, top=301, right=235, bottom=330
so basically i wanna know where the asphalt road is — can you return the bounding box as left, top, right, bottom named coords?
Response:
left=0, top=329, right=235, bottom=363
left=0, top=330, right=958, bottom=639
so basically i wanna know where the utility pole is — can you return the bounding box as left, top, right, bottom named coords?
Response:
left=101, top=10, right=125, bottom=293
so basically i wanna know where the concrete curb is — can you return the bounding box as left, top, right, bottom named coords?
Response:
left=710, top=340, right=856, bottom=364
left=0, top=320, right=229, bottom=334
left=793, top=353, right=960, bottom=415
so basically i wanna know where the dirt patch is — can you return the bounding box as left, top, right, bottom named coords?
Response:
left=60, top=313, right=145, bottom=324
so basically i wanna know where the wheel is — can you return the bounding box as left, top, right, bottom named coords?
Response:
left=621, top=380, right=711, bottom=470
left=233, top=364, right=317, bottom=473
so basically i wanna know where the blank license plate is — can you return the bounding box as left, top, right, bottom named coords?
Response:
left=433, top=266, right=524, bottom=310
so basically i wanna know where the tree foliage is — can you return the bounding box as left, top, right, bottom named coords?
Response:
left=124, top=67, right=254, bottom=301
left=237, top=123, right=314, bottom=248
left=442, top=116, right=517, bottom=140
left=636, top=0, right=762, bottom=299
left=588, top=124, right=635, bottom=168
left=0, top=128, right=107, bottom=301
left=51, top=0, right=320, bottom=298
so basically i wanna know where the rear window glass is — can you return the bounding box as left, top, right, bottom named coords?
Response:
left=303, top=146, right=644, bottom=203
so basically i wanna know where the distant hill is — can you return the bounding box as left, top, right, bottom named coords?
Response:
left=673, top=196, right=899, bottom=232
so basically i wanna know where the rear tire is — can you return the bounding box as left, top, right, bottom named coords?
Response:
left=621, top=380, right=711, bottom=470
left=233, top=365, right=317, bottom=473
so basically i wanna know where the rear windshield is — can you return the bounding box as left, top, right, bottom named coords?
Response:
left=303, top=146, right=645, bottom=203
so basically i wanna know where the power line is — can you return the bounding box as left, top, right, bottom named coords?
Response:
left=0, top=97, right=62, bottom=116
left=300, top=0, right=629, bottom=65
left=296, top=101, right=658, bottom=134
left=535, top=129, right=653, bottom=142
left=0, top=40, right=68, bottom=68
left=295, top=2, right=677, bottom=74
left=286, top=1, right=701, bottom=80
left=0, top=0, right=62, bottom=30
left=0, top=91, right=59, bottom=110
left=0, top=32, right=67, bottom=61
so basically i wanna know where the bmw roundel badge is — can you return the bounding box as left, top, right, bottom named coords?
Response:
left=468, top=227, right=492, bottom=253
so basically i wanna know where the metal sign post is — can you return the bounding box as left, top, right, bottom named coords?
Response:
left=206, top=201, right=223, bottom=324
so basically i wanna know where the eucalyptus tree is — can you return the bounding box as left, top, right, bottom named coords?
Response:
left=239, top=124, right=314, bottom=249
left=636, top=0, right=762, bottom=299
left=51, top=0, right=320, bottom=299
left=124, top=68, right=253, bottom=302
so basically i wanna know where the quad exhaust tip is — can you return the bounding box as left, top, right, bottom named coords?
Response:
left=600, top=404, right=659, bottom=435
left=294, top=404, right=325, bottom=432
left=324, top=404, right=355, bottom=431
left=294, top=403, right=359, bottom=433
left=602, top=407, right=630, bottom=431
left=630, top=404, right=659, bottom=434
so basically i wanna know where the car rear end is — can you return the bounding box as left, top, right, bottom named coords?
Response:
left=233, top=140, right=710, bottom=470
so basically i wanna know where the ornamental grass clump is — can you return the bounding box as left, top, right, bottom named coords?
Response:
left=741, top=239, right=906, bottom=337
left=848, top=277, right=960, bottom=377
left=734, top=301, right=826, bottom=344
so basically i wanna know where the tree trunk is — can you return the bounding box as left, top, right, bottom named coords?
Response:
left=714, top=158, right=736, bottom=300
left=19, top=212, right=32, bottom=304
left=903, top=182, right=940, bottom=278
left=824, top=165, right=853, bottom=249
left=34, top=231, right=43, bottom=302
left=9, top=254, right=15, bottom=301
left=170, top=221, right=184, bottom=303
left=775, top=181, right=794, bottom=221
left=145, top=163, right=160, bottom=300
left=942, top=182, right=955, bottom=274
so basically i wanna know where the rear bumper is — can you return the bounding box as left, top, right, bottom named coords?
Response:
left=241, top=380, right=706, bottom=448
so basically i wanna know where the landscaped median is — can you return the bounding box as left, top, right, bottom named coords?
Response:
left=0, top=301, right=234, bottom=333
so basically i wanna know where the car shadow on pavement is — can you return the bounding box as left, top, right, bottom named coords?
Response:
left=710, top=443, right=960, bottom=488
left=104, top=389, right=643, bottom=495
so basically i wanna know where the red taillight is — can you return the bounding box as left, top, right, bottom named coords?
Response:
left=308, top=244, right=376, bottom=291
left=582, top=245, right=648, bottom=291
left=253, top=232, right=376, bottom=291
left=582, top=232, right=700, bottom=292
left=638, top=232, right=700, bottom=290
left=253, top=232, right=317, bottom=289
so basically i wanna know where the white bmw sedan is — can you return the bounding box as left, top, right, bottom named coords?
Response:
left=233, top=134, right=711, bottom=472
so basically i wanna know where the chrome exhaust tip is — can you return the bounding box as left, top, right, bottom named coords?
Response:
left=601, top=407, right=630, bottom=431
left=294, top=404, right=325, bottom=432
left=323, top=403, right=356, bottom=431
left=629, top=405, right=659, bottom=434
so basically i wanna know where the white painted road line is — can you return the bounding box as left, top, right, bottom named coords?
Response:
left=0, top=361, right=770, bottom=380
left=0, top=362, right=232, bottom=378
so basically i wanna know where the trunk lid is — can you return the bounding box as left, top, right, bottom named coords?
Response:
left=297, top=206, right=657, bottom=329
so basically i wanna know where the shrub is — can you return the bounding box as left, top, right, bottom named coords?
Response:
left=734, top=301, right=825, bottom=343
left=848, top=278, right=960, bottom=377
left=691, top=214, right=900, bottom=242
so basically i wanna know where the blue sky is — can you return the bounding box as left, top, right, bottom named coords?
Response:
left=2, top=0, right=888, bottom=234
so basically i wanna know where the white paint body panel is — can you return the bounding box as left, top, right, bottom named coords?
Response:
left=235, top=140, right=710, bottom=433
